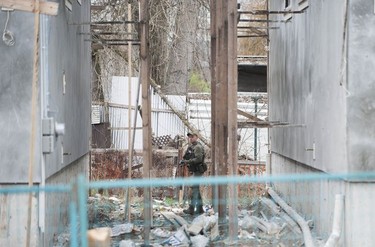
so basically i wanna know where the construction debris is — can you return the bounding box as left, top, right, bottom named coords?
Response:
left=119, top=240, right=135, bottom=247
left=111, top=223, right=133, bottom=237
left=52, top=187, right=329, bottom=246
left=162, top=226, right=191, bottom=246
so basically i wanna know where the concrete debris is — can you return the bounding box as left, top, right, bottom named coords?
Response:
left=187, top=224, right=203, bottom=236
left=191, top=214, right=206, bottom=229
left=261, top=197, right=302, bottom=235
left=190, top=234, right=209, bottom=247
left=249, top=215, right=284, bottom=235
left=109, top=196, right=121, bottom=204
left=151, top=228, right=173, bottom=238
left=238, top=229, right=256, bottom=240
left=111, top=223, right=133, bottom=237
left=52, top=232, right=70, bottom=247
left=162, top=226, right=191, bottom=246
left=239, top=215, right=258, bottom=232
left=161, top=211, right=189, bottom=227
left=119, top=240, right=136, bottom=247
left=82, top=194, right=314, bottom=246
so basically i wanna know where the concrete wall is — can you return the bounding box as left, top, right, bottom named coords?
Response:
left=44, top=153, right=89, bottom=247
left=271, top=153, right=346, bottom=241
left=0, top=190, right=38, bottom=246
left=268, top=0, right=375, bottom=245
left=347, top=0, right=375, bottom=174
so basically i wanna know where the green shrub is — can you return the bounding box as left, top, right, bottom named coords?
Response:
left=189, top=72, right=210, bottom=93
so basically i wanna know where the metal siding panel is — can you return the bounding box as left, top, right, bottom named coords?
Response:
left=45, top=0, right=91, bottom=178
left=0, top=12, right=41, bottom=183
left=269, top=0, right=347, bottom=171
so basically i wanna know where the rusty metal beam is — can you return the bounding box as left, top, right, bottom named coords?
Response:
left=91, top=42, right=140, bottom=46
left=91, top=5, right=105, bottom=11
left=70, top=21, right=139, bottom=25
left=238, top=35, right=268, bottom=38
left=239, top=10, right=304, bottom=15
left=237, top=26, right=279, bottom=30
left=88, top=38, right=139, bottom=42
left=239, top=19, right=281, bottom=22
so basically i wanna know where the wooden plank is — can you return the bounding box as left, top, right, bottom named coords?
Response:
left=26, top=1, right=40, bottom=245
left=0, top=0, right=59, bottom=16
left=237, top=108, right=264, bottom=122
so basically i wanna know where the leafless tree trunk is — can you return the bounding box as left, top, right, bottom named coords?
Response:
left=164, top=0, right=200, bottom=94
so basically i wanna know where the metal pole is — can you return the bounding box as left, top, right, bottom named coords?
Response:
left=126, top=1, right=133, bottom=223
left=254, top=97, right=258, bottom=161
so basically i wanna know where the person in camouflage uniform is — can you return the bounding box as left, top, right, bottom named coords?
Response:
left=181, top=132, right=205, bottom=215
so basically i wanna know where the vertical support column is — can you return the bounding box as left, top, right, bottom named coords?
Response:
left=69, top=201, right=79, bottom=247
left=27, top=1, right=40, bottom=246
left=69, top=178, right=80, bottom=247
left=227, top=0, right=238, bottom=242
left=210, top=0, right=218, bottom=212
left=254, top=97, right=258, bottom=161
left=77, top=176, right=88, bottom=247
left=140, top=0, right=152, bottom=245
left=216, top=0, right=229, bottom=224
left=126, top=1, right=133, bottom=223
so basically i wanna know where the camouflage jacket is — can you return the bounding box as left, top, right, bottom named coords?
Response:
left=183, top=141, right=204, bottom=169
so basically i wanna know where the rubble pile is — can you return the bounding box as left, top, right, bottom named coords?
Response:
left=54, top=193, right=320, bottom=246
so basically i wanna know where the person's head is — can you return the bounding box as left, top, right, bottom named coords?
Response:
left=187, top=132, right=199, bottom=143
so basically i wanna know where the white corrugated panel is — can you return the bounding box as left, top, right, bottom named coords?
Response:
left=188, top=92, right=268, bottom=161
left=109, top=76, right=186, bottom=149
left=91, top=105, right=101, bottom=124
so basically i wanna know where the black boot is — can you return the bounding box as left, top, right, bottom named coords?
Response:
left=195, top=205, right=204, bottom=215
left=183, top=205, right=194, bottom=215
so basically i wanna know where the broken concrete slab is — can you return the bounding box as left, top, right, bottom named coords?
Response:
left=187, top=224, right=203, bottom=236
left=111, top=223, right=133, bottom=237
left=190, top=234, right=209, bottom=247
left=119, top=239, right=135, bottom=247
left=151, top=228, right=172, bottom=238
left=161, top=211, right=189, bottom=227
left=162, top=226, right=190, bottom=246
